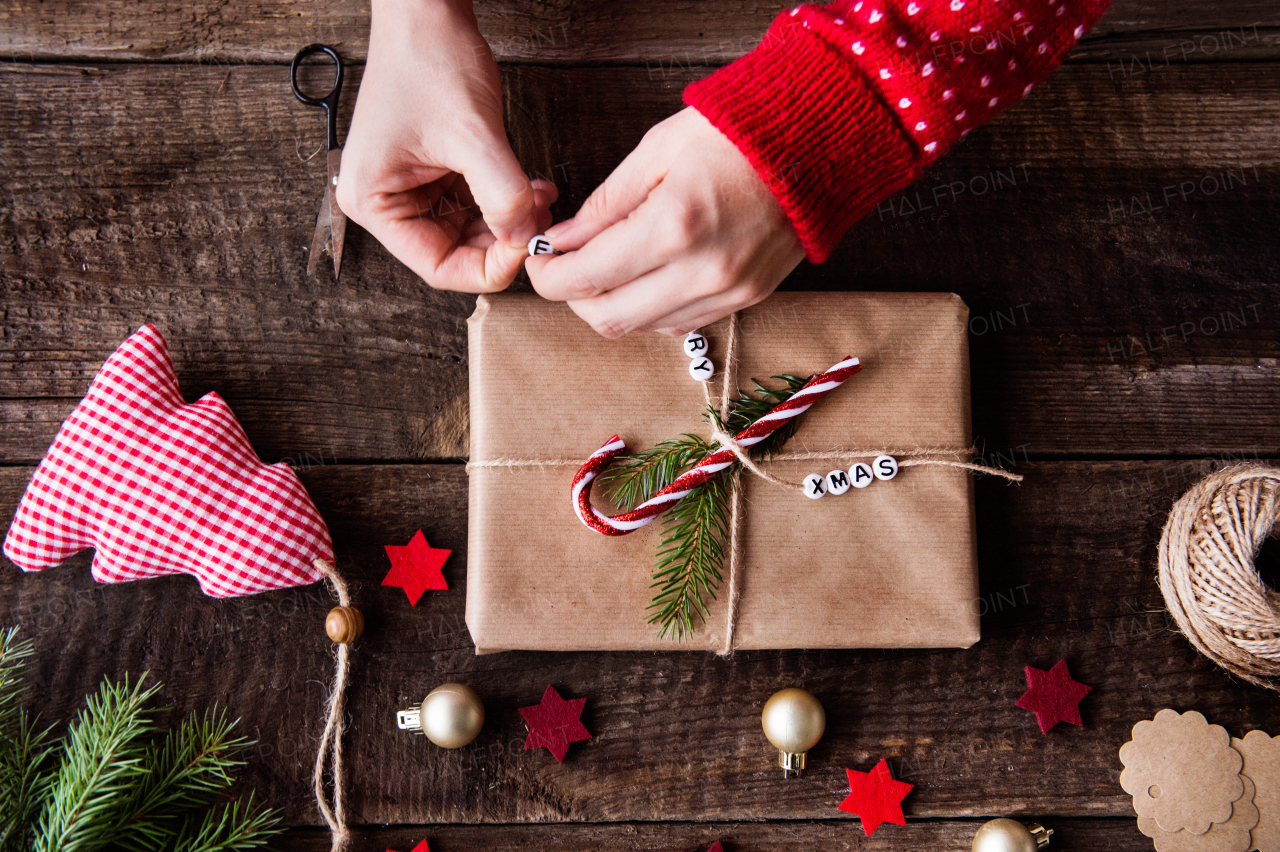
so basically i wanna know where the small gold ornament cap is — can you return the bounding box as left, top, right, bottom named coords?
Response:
left=761, top=687, right=825, bottom=778
left=397, top=683, right=485, bottom=749
left=971, top=818, right=1053, bottom=852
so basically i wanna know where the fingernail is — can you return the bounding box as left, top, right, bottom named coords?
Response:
left=545, top=218, right=575, bottom=241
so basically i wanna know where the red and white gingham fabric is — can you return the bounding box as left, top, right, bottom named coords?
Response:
left=3, top=325, right=333, bottom=597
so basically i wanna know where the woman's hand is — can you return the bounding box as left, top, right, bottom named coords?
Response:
left=336, top=0, right=555, bottom=292
left=525, top=107, right=803, bottom=337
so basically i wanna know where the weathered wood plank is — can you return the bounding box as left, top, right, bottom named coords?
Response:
left=3, top=63, right=1280, bottom=462
left=2, top=460, right=1276, bottom=825
left=276, top=818, right=1151, bottom=851
left=0, top=0, right=1276, bottom=64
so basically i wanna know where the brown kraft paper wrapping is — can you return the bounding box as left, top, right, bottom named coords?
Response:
left=465, top=291, right=980, bottom=654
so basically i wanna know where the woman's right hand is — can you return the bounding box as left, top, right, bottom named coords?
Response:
left=336, top=0, right=556, bottom=291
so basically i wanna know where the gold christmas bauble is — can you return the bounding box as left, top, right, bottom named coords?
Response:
left=971, top=818, right=1053, bottom=852
left=420, top=683, right=485, bottom=749
left=762, top=688, right=825, bottom=777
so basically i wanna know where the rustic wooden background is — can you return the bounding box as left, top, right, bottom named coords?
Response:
left=3, top=0, right=1280, bottom=849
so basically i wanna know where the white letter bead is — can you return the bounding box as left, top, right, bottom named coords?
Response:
left=683, top=332, right=710, bottom=358
left=826, top=469, right=851, bottom=495
left=688, top=357, right=715, bottom=381
left=803, top=473, right=827, bottom=499
left=850, top=462, right=874, bottom=488
left=873, top=454, right=899, bottom=480
left=527, top=235, right=555, bottom=256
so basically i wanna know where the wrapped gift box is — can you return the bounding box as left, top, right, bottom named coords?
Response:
left=465, top=292, right=980, bottom=653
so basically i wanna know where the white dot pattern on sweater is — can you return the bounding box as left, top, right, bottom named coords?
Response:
left=680, top=0, right=1109, bottom=259
left=810, top=0, right=1094, bottom=157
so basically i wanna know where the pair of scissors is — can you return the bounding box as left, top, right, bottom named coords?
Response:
left=290, top=44, right=348, bottom=279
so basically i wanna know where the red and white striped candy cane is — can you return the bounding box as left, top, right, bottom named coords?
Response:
left=572, top=356, right=861, bottom=536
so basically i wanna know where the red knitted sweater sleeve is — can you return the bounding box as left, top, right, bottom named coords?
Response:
left=684, top=0, right=1111, bottom=262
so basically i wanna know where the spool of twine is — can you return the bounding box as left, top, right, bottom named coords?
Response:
left=1158, top=463, right=1280, bottom=692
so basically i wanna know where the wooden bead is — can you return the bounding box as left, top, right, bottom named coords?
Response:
left=326, top=605, right=364, bottom=644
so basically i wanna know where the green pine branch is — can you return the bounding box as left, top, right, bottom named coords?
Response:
left=0, top=629, right=59, bottom=852
left=606, top=374, right=814, bottom=640
left=109, top=708, right=254, bottom=852
left=599, top=434, right=712, bottom=510
left=158, top=794, right=280, bottom=852
left=34, top=673, right=162, bottom=852
left=0, top=629, right=280, bottom=852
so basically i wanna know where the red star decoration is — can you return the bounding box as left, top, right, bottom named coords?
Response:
left=705, top=844, right=723, bottom=852
left=382, top=530, right=449, bottom=605
left=519, top=684, right=591, bottom=763
left=387, top=842, right=428, bottom=852
left=838, top=758, right=914, bottom=836
left=1015, top=658, right=1092, bottom=734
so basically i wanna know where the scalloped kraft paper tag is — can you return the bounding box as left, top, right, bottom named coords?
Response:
left=1137, top=775, right=1258, bottom=852
left=1235, top=731, right=1280, bottom=852
left=1120, top=709, right=1245, bottom=835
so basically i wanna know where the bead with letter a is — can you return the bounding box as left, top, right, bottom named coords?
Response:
left=850, top=462, right=874, bottom=488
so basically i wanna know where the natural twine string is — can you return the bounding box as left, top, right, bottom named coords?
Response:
left=1158, top=463, right=1280, bottom=692
left=312, top=558, right=351, bottom=852
left=464, top=315, right=1023, bottom=654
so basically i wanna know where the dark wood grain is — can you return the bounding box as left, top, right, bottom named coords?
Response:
left=3, top=62, right=1279, bottom=463
left=3, top=459, right=1276, bottom=826
left=277, top=818, right=1150, bottom=851
left=0, top=0, right=1276, bottom=64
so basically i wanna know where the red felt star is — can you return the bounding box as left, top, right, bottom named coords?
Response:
left=705, top=844, right=723, bottom=852
left=1015, top=658, right=1092, bottom=734
left=382, top=530, right=449, bottom=605
left=387, top=842, right=428, bottom=852
left=838, top=758, right=914, bottom=836
left=519, top=684, right=591, bottom=763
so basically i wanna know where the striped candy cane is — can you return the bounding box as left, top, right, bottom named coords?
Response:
left=572, top=356, right=862, bottom=536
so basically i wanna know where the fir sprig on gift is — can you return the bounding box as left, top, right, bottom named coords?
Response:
left=603, top=374, right=812, bottom=641
left=0, top=627, right=281, bottom=852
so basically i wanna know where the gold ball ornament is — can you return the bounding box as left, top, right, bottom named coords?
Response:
left=761, top=688, right=825, bottom=778
left=971, top=819, right=1053, bottom=852
left=397, top=683, right=485, bottom=749
left=324, top=606, right=363, bottom=644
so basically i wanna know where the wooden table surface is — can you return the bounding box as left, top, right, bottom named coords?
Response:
left=3, top=1, right=1280, bottom=849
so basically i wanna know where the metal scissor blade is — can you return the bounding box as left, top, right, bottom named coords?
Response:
left=327, top=148, right=347, bottom=280
left=307, top=186, right=332, bottom=278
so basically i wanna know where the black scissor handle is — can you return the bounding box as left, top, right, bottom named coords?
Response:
left=290, top=43, right=344, bottom=151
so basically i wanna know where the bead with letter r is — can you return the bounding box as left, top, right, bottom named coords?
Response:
left=683, top=332, right=709, bottom=358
